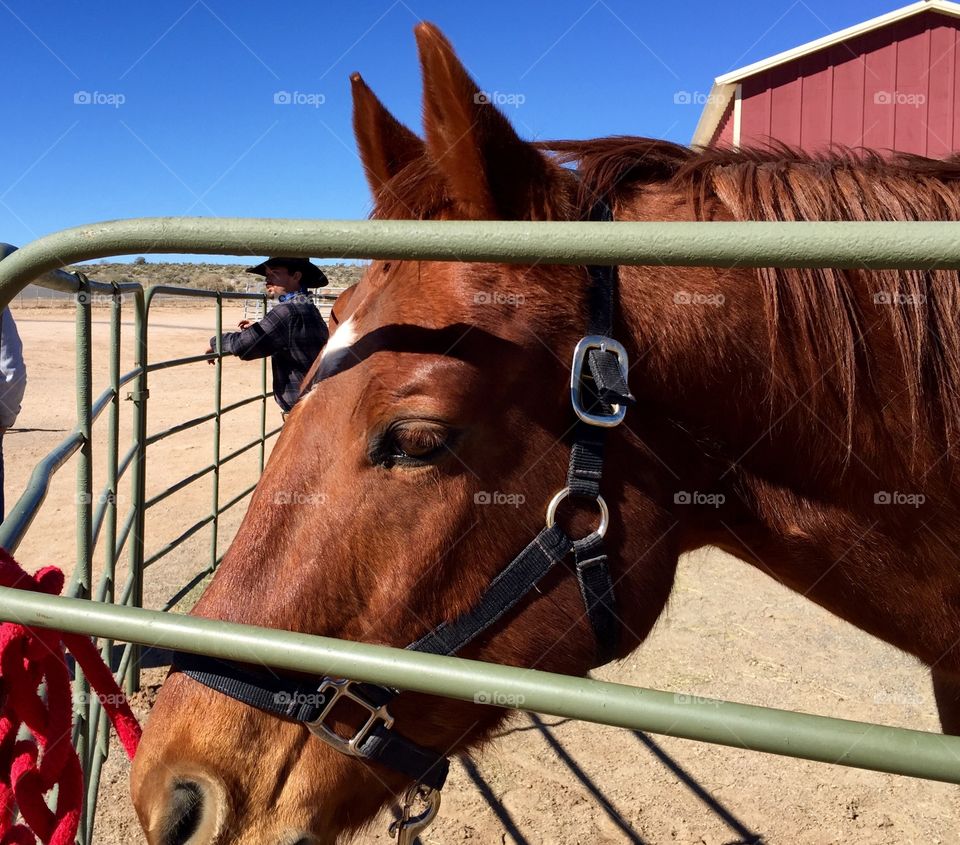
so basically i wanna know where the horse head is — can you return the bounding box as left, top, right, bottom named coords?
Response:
left=130, top=22, right=687, bottom=845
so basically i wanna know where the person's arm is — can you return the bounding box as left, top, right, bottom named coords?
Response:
left=209, top=307, right=289, bottom=361
left=0, top=309, right=26, bottom=430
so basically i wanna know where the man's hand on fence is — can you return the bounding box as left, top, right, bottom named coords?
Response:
left=204, top=344, right=216, bottom=365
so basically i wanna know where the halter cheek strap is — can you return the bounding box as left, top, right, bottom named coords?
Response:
left=172, top=196, right=633, bottom=798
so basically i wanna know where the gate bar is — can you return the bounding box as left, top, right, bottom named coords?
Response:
left=1, top=586, right=958, bottom=784
left=4, top=219, right=960, bottom=308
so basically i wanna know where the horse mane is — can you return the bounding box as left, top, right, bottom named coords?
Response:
left=539, top=137, right=960, bottom=458
left=370, top=132, right=960, bottom=458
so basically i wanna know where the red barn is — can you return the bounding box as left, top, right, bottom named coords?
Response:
left=692, top=0, right=960, bottom=156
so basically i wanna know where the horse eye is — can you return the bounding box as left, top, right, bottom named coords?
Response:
left=375, top=421, right=452, bottom=467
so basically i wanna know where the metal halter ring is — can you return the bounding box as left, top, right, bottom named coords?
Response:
left=545, top=487, right=609, bottom=540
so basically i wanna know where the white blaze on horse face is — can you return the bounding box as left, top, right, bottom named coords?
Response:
left=303, top=315, right=359, bottom=398
left=323, top=315, right=358, bottom=360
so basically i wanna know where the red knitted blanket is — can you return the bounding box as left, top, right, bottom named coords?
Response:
left=0, top=550, right=141, bottom=845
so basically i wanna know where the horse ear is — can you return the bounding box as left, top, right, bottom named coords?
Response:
left=351, top=72, right=425, bottom=196
left=414, top=22, right=559, bottom=220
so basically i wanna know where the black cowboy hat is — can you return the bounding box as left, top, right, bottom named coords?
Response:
left=246, top=257, right=328, bottom=288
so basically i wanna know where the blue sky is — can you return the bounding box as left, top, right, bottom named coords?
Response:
left=1, top=0, right=909, bottom=263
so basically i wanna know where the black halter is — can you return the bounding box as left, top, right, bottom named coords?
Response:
left=173, top=198, right=634, bottom=798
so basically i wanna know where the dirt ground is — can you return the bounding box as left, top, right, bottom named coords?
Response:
left=7, top=303, right=960, bottom=844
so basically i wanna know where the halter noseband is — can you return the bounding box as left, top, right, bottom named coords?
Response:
left=173, top=198, right=634, bottom=840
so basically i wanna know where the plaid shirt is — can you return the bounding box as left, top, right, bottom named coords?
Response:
left=213, top=295, right=328, bottom=412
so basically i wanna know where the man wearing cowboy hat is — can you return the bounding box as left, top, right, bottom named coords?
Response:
left=205, top=257, right=329, bottom=415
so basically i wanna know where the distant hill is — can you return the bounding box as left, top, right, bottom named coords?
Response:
left=13, top=260, right=369, bottom=304
left=69, top=260, right=368, bottom=292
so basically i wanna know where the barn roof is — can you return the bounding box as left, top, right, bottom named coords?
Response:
left=692, top=0, right=960, bottom=146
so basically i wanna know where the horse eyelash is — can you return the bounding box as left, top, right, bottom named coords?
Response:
left=368, top=424, right=457, bottom=468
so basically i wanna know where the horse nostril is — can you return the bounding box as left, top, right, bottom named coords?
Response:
left=162, top=780, right=204, bottom=845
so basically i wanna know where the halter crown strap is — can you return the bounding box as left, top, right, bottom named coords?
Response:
left=559, top=196, right=633, bottom=664
left=584, top=198, right=635, bottom=408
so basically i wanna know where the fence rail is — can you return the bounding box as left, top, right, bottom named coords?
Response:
left=2, top=219, right=960, bottom=844
left=3, top=219, right=960, bottom=310
left=3, top=586, right=960, bottom=784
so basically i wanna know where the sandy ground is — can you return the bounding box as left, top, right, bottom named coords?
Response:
left=7, top=301, right=281, bottom=609
left=7, top=303, right=959, bottom=844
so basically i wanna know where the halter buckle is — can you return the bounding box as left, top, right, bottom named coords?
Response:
left=305, top=678, right=394, bottom=757
left=570, top=336, right=630, bottom=427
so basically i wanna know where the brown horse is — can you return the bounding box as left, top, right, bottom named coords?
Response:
left=132, top=22, right=960, bottom=845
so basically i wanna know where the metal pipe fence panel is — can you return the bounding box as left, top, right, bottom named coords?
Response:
left=0, top=240, right=282, bottom=843
left=3, top=219, right=960, bottom=842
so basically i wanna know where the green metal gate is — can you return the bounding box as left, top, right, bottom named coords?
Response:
left=2, top=218, right=960, bottom=844
left=0, top=242, right=284, bottom=842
